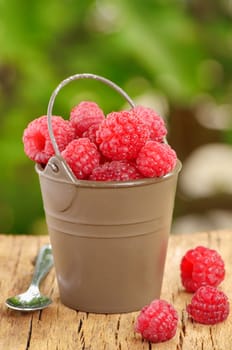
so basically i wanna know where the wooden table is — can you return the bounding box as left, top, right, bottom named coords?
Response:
left=1, top=230, right=232, bottom=350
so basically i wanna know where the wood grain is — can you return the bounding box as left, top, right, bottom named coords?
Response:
left=0, top=231, right=232, bottom=350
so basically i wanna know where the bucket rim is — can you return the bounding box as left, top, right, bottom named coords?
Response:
left=35, top=159, right=182, bottom=189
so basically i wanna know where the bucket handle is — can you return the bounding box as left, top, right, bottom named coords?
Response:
left=47, top=73, right=136, bottom=159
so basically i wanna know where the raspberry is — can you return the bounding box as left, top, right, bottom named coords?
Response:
left=89, top=160, right=142, bottom=181
left=23, top=115, right=75, bottom=165
left=61, top=138, right=100, bottom=179
left=96, top=110, right=150, bottom=161
left=136, top=141, right=177, bottom=178
left=180, top=246, right=225, bottom=292
left=82, top=123, right=99, bottom=144
left=135, top=299, right=178, bottom=343
left=187, top=286, right=230, bottom=325
left=70, top=101, right=105, bottom=137
left=132, top=105, right=167, bottom=142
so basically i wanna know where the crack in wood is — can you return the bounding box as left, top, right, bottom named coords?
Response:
left=116, top=316, right=121, bottom=331
left=181, top=310, right=186, bottom=337
left=209, top=327, right=217, bottom=350
left=176, top=310, right=186, bottom=350
left=81, top=340, right=86, bottom=350
left=78, top=318, right=83, bottom=333
left=114, top=315, right=121, bottom=345
left=171, top=291, right=177, bottom=303
left=25, top=315, right=33, bottom=350
left=80, top=329, right=85, bottom=348
left=38, top=309, right=42, bottom=321
left=12, top=244, right=22, bottom=277
left=177, top=332, right=184, bottom=350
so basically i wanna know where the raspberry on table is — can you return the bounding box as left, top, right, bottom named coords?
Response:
left=61, top=138, right=100, bottom=179
left=70, top=101, right=105, bottom=137
left=132, top=105, right=167, bottom=142
left=135, top=299, right=178, bottom=343
left=180, top=246, right=225, bottom=292
left=136, top=140, right=177, bottom=178
left=96, top=110, right=150, bottom=161
left=187, top=286, right=230, bottom=325
left=22, top=115, right=75, bottom=165
left=89, top=160, right=142, bottom=181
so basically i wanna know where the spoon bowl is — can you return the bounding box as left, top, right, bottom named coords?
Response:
left=6, top=288, right=52, bottom=311
left=5, top=245, right=54, bottom=312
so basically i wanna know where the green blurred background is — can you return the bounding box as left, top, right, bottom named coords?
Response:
left=1, top=0, right=232, bottom=235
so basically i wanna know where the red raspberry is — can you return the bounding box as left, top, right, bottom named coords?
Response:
left=89, top=160, right=142, bottom=181
left=96, top=110, right=150, bottom=161
left=61, top=138, right=100, bottom=179
left=82, top=123, right=99, bottom=144
left=23, top=115, right=75, bottom=165
left=136, top=141, right=177, bottom=178
left=187, top=286, right=230, bottom=325
left=132, top=105, right=167, bottom=142
left=135, top=299, right=178, bottom=343
left=180, top=246, right=225, bottom=292
left=70, top=101, right=105, bottom=137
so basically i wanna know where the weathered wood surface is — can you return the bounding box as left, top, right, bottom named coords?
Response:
left=1, top=231, right=232, bottom=350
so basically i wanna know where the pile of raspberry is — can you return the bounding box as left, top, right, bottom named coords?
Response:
left=22, top=101, right=177, bottom=181
left=135, top=246, right=230, bottom=344
left=180, top=246, right=229, bottom=325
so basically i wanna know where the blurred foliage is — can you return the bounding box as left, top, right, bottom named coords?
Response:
left=0, top=0, right=232, bottom=234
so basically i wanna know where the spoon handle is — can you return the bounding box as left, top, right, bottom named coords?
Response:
left=31, top=244, right=54, bottom=287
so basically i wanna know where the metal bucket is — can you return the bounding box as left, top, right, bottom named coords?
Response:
left=36, top=73, right=181, bottom=313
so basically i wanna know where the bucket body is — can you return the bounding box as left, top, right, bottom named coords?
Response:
left=36, top=157, right=181, bottom=313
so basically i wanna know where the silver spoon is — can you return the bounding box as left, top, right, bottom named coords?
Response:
left=5, top=244, right=54, bottom=311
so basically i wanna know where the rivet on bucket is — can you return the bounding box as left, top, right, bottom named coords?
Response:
left=36, top=73, right=181, bottom=313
